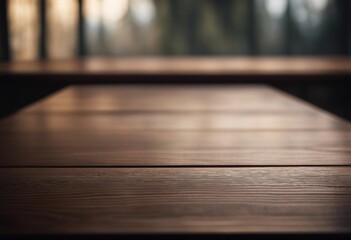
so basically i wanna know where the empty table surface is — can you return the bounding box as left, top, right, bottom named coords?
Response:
left=17, top=85, right=350, bottom=113
left=1, top=167, right=351, bottom=234
left=0, top=85, right=350, bottom=235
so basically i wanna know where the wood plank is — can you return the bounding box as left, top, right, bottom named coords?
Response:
left=2, top=112, right=349, bottom=131
left=0, top=129, right=350, bottom=166
left=1, top=84, right=350, bottom=237
left=1, top=85, right=349, bottom=166
left=20, top=85, right=345, bottom=117
left=1, top=167, right=351, bottom=234
left=1, top=57, right=351, bottom=77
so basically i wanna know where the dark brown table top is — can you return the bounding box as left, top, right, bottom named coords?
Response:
left=0, top=84, right=350, bottom=235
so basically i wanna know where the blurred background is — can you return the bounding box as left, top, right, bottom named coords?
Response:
left=0, top=0, right=350, bottom=120
left=1, top=0, right=350, bottom=60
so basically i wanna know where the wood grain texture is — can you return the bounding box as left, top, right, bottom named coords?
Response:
left=1, top=57, right=351, bottom=76
left=19, top=85, right=339, bottom=114
left=1, top=112, right=349, bottom=131
left=1, top=85, right=349, bottom=167
left=1, top=84, right=351, bottom=235
left=19, top=85, right=287, bottom=112
left=0, top=129, right=350, bottom=166
left=1, top=167, right=351, bottom=234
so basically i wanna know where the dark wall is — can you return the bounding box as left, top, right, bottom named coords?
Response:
left=274, top=81, right=351, bottom=121
left=0, top=1, right=64, bottom=119
left=0, top=83, right=64, bottom=119
left=0, top=0, right=9, bottom=61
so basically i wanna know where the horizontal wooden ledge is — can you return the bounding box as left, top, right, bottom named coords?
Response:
left=1, top=167, right=351, bottom=234
left=2, top=57, right=351, bottom=75
left=1, top=57, right=351, bottom=82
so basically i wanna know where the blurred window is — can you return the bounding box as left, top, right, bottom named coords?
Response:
left=8, top=0, right=39, bottom=60
left=4, top=0, right=349, bottom=59
left=47, top=0, right=78, bottom=58
left=290, top=0, right=342, bottom=54
left=84, top=0, right=158, bottom=55
left=256, top=0, right=288, bottom=55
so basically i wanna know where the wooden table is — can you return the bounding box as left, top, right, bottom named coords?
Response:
left=1, top=57, right=351, bottom=83
left=0, top=85, right=350, bottom=237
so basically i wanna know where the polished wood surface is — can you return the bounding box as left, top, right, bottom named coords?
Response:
left=0, top=84, right=350, bottom=235
left=19, top=85, right=346, bottom=114
left=1, top=58, right=351, bottom=82
left=2, top=57, right=351, bottom=75
left=1, top=167, right=351, bottom=234
left=2, top=112, right=348, bottom=131
left=0, top=85, right=349, bottom=167
left=1, top=129, right=350, bottom=166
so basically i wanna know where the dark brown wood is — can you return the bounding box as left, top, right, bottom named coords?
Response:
left=1, top=57, right=351, bottom=83
left=18, top=85, right=350, bottom=118
left=1, top=167, right=351, bottom=234
left=2, top=112, right=348, bottom=131
left=0, top=85, right=349, bottom=167
left=2, top=57, right=351, bottom=75
left=0, top=129, right=350, bottom=166
left=1, top=84, right=351, bottom=235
